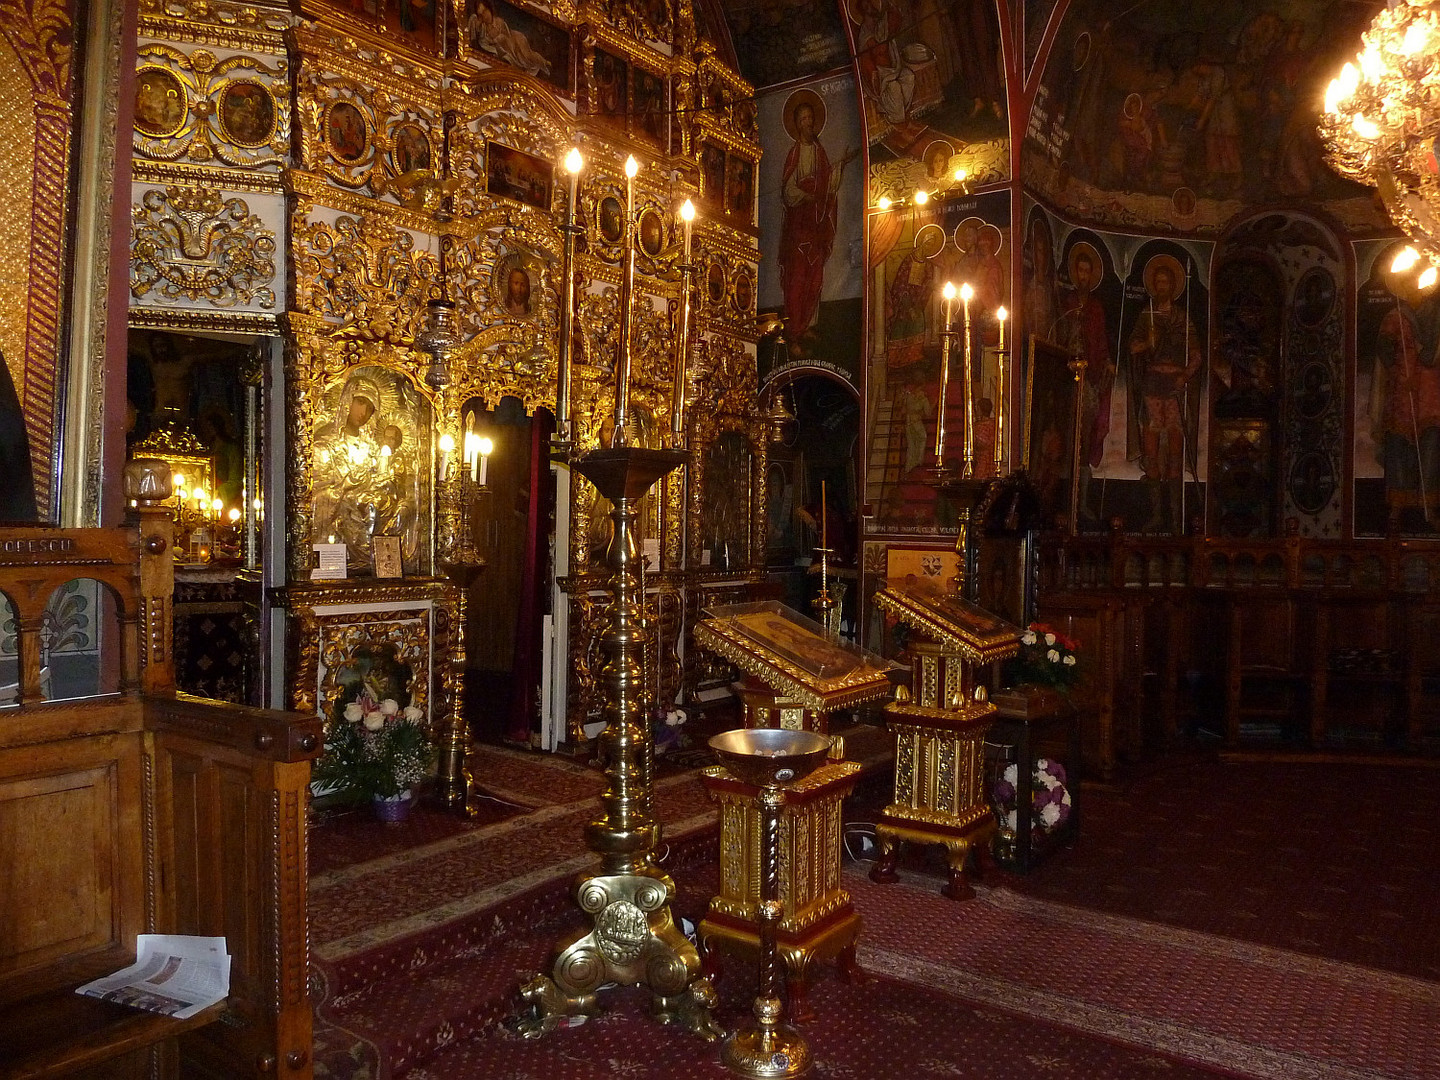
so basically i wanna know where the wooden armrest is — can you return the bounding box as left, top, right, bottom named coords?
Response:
left=0, top=988, right=224, bottom=1080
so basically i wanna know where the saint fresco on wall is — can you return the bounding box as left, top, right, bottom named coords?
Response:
left=1022, top=0, right=1385, bottom=234
left=757, top=75, right=863, bottom=386
left=865, top=189, right=1010, bottom=535
left=1355, top=239, right=1440, bottom=537
left=848, top=0, right=1008, bottom=182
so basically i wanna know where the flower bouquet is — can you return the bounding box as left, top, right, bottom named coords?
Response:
left=1003, top=623, right=1080, bottom=692
left=991, top=757, right=1073, bottom=850
left=313, top=689, right=433, bottom=809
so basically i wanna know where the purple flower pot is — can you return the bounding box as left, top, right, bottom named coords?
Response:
left=372, top=791, right=414, bottom=823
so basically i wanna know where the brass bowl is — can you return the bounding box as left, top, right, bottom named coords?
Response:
left=709, top=728, right=831, bottom=788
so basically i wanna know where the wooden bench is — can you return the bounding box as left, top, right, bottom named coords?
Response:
left=0, top=494, right=321, bottom=1078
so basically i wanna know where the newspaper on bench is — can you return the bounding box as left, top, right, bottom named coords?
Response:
left=76, top=935, right=230, bottom=1020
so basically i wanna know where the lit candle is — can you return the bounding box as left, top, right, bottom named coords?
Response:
left=478, top=436, right=493, bottom=487
left=557, top=148, right=585, bottom=446
left=959, top=282, right=974, bottom=476
left=934, top=282, right=956, bottom=469
left=820, top=479, right=827, bottom=552
left=614, top=155, right=641, bottom=444
left=438, top=432, right=455, bottom=480
left=995, top=306, right=1008, bottom=473
left=672, top=198, right=697, bottom=443
left=466, top=433, right=480, bottom=483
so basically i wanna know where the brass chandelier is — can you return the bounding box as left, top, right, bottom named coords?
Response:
left=1322, top=1, right=1440, bottom=285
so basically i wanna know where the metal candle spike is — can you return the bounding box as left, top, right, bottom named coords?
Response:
left=554, top=147, right=584, bottom=456
left=613, top=155, right=640, bottom=447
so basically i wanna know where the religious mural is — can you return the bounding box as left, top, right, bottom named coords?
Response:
left=1355, top=239, right=1440, bottom=537
left=866, top=189, right=1010, bottom=535
left=1020, top=203, right=1213, bottom=534
left=312, top=366, right=432, bottom=574
left=850, top=0, right=1009, bottom=184
left=461, top=0, right=572, bottom=92
left=1022, top=0, right=1386, bottom=236
left=720, top=0, right=851, bottom=89
left=757, top=74, right=863, bottom=387
left=318, top=0, right=440, bottom=51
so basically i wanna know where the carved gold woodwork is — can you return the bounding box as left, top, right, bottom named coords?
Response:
left=133, top=41, right=290, bottom=167
left=131, top=184, right=278, bottom=308
left=138, top=0, right=291, bottom=49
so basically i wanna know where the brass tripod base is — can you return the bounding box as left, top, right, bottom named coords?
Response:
left=721, top=1016, right=813, bottom=1079
left=516, top=867, right=724, bottom=1041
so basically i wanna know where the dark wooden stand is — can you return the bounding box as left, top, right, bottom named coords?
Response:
left=987, top=686, right=1081, bottom=872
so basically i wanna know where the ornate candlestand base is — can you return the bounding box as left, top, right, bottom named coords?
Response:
left=937, top=476, right=991, bottom=601
left=518, top=447, right=721, bottom=1041
left=711, top=728, right=833, bottom=1080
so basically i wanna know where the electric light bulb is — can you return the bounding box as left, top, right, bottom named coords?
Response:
left=212, top=498, right=222, bottom=513
left=877, top=196, right=892, bottom=210
left=959, top=282, right=974, bottom=302
left=564, top=147, right=584, bottom=174
left=624, top=155, right=639, bottom=179
left=680, top=199, right=695, bottom=222
left=953, top=167, right=967, bottom=183
left=438, top=433, right=455, bottom=453
left=228, top=508, right=240, bottom=523
left=997, top=306, right=1008, bottom=323
left=1392, top=246, right=1421, bottom=273
left=1419, top=265, right=1438, bottom=290
left=942, top=282, right=957, bottom=300
left=914, top=189, right=930, bottom=205
left=478, top=436, right=495, bottom=456
left=173, top=473, right=185, bottom=488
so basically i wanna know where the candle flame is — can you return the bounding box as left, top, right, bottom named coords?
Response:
left=438, top=432, right=456, bottom=452
left=478, top=436, right=495, bottom=456
left=942, top=281, right=957, bottom=300
left=996, top=306, right=1008, bottom=322
left=877, top=195, right=891, bottom=210
left=959, top=282, right=974, bottom=301
left=680, top=198, right=695, bottom=222
left=624, top=155, right=639, bottom=179
left=914, top=189, right=929, bottom=204
left=564, top=147, right=584, bottom=174
left=1420, top=265, right=1438, bottom=290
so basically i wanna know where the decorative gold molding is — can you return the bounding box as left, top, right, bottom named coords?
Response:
left=138, top=0, right=290, bottom=52
left=131, top=185, right=278, bottom=308
left=134, top=158, right=285, bottom=194
left=127, top=306, right=278, bottom=334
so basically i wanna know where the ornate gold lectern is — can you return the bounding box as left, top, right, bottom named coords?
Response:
left=694, top=602, right=899, bottom=1020
left=870, top=579, right=1022, bottom=900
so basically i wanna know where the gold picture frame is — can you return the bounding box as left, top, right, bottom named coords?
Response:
left=373, top=534, right=403, bottom=579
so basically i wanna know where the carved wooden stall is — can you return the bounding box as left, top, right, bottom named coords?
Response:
left=1037, top=529, right=1440, bottom=769
left=0, top=493, right=319, bottom=1078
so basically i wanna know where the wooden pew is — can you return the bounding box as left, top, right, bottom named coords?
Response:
left=0, top=496, right=320, bottom=1078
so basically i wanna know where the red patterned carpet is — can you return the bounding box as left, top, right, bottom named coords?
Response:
left=308, top=742, right=1440, bottom=1079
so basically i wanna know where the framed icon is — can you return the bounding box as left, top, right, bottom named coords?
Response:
left=326, top=101, right=369, bottom=163
left=706, top=260, right=727, bottom=306
left=486, top=141, right=553, bottom=210
left=598, top=195, right=625, bottom=244
left=638, top=208, right=665, bottom=257
left=217, top=80, right=276, bottom=148
left=135, top=67, right=187, bottom=139
left=372, top=534, right=403, bottom=579
left=390, top=122, right=432, bottom=175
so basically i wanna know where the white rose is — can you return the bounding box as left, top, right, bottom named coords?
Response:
left=343, top=702, right=363, bottom=723
left=1044, top=633, right=1056, bottom=646
left=362, top=713, right=385, bottom=732
left=1003, top=764, right=1018, bottom=785
left=1039, top=803, right=1061, bottom=827
left=403, top=704, right=423, bottom=723
left=1062, top=654, right=1076, bottom=666
left=1047, top=649, right=1060, bottom=662
left=380, top=699, right=399, bottom=716
left=1021, top=631, right=1036, bottom=646
left=1003, top=810, right=1017, bottom=832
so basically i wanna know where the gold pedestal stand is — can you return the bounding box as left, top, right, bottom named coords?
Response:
left=518, top=447, right=721, bottom=1040
left=870, top=578, right=1022, bottom=900
left=698, top=757, right=862, bottom=1023
left=710, top=729, right=834, bottom=1080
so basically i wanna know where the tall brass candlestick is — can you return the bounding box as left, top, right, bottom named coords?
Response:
left=613, top=155, right=640, bottom=447
left=959, top=282, right=975, bottom=478
left=995, top=305, right=1007, bottom=474
left=671, top=199, right=696, bottom=446
left=555, top=148, right=584, bottom=454
left=933, top=282, right=956, bottom=470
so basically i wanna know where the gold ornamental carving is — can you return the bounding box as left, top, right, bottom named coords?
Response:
left=0, top=0, right=71, bottom=100
left=133, top=42, right=289, bottom=168
left=138, top=0, right=290, bottom=51
left=131, top=185, right=277, bottom=308
left=291, top=210, right=439, bottom=343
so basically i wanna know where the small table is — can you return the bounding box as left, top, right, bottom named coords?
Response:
left=987, top=686, right=1081, bottom=872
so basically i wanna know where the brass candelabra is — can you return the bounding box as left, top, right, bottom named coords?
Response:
left=435, top=462, right=486, bottom=811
